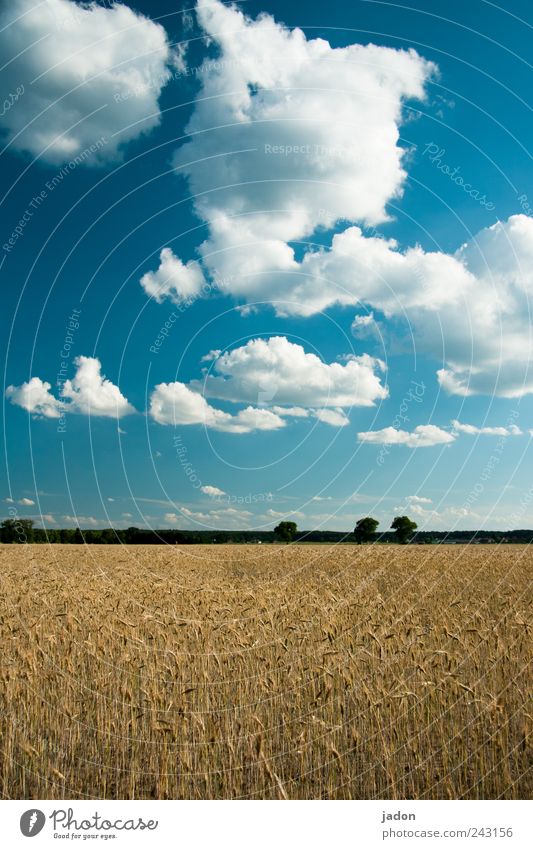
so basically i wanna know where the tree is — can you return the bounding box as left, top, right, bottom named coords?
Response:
left=0, top=518, right=35, bottom=543
left=274, top=521, right=297, bottom=543
left=391, top=515, right=417, bottom=544
left=354, top=516, right=379, bottom=544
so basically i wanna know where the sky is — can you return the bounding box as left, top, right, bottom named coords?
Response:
left=1, top=0, right=533, bottom=534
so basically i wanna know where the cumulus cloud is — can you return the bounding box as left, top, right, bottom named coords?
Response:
left=140, top=248, right=206, bottom=304
left=351, top=311, right=385, bottom=344
left=201, top=485, right=226, bottom=496
left=194, top=337, right=387, bottom=408
left=436, top=370, right=473, bottom=397
left=61, top=356, right=135, bottom=418
left=394, top=494, right=435, bottom=516
left=164, top=512, right=180, bottom=524
left=149, top=337, right=384, bottom=433
left=358, top=424, right=455, bottom=447
left=451, top=420, right=522, bottom=436
left=313, top=408, right=350, bottom=427
left=144, top=0, right=433, bottom=296
left=0, top=0, right=181, bottom=164
left=176, top=0, right=432, bottom=256
left=201, top=349, right=222, bottom=362
left=271, top=404, right=349, bottom=426
left=6, top=377, right=62, bottom=418
left=230, top=406, right=286, bottom=433
left=62, top=514, right=99, bottom=526
left=149, top=381, right=285, bottom=433
left=266, top=508, right=305, bottom=520
left=7, top=357, right=135, bottom=419
left=271, top=405, right=310, bottom=418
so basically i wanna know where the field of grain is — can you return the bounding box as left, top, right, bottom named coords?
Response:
left=0, top=543, right=531, bottom=799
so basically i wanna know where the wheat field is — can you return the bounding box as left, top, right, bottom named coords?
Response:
left=0, top=543, right=531, bottom=799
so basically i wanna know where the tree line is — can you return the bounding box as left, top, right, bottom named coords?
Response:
left=1, top=517, right=532, bottom=545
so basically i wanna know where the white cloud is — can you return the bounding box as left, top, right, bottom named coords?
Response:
left=0, top=0, right=181, bottom=164
left=143, top=0, right=436, bottom=312
left=312, top=217, right=533, bottom=397
left=266, top=508, right=305, bottom=519
left=41, top=514, right=56, bottom=523
left=6, top=377, right=62, bottom=418
left=358, top=424, right=455, bottom=447
left=231, top=406, right=286, bottom=433
left=402, top=503, right=437, bottom=519
left=271, top=405, right=310, bottom=418
left=436, top=369, right=473, bottom=397
left=62, top=356, right=135, bottom=418
left=395, top=494, right=435, bottom=516
left=351, top=311, right=387, bottom=346
left=152, top=341, right=366, bottom=428
left=194, top=337, right=387, bottom=408
left=164, top=512, right=180, bottom=524
left=7, top=357, right=135, bottom=419
left=201, top=349, right=222, bottom=362
left=4, top=496, right=36, bottom=506
left=160, top=0, right=434, bottom=302
left=201, top=485, right=226, bottom=497
left=149, top=381, right=285, bottom=433
left=352, top=313, right=376, bottom=329
left=313, top=408, right=350, bottom=427
left=140, top=248, right=206, bottom=304
left=451, top=420, right=522, bottom=436
left=210, top=507, right=253, bottom=519
left=271, top=404, right=349, bottom=427
left=62, top=514, right=99, bottom=526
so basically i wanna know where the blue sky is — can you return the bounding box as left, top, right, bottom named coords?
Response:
left=2, top=0, right=533, bottom=533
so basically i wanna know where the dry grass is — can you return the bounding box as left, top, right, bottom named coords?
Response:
left=0, top=543, right=531, bottom=799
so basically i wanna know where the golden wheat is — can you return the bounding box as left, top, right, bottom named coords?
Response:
left=0, top=543, right=531, bottom=799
